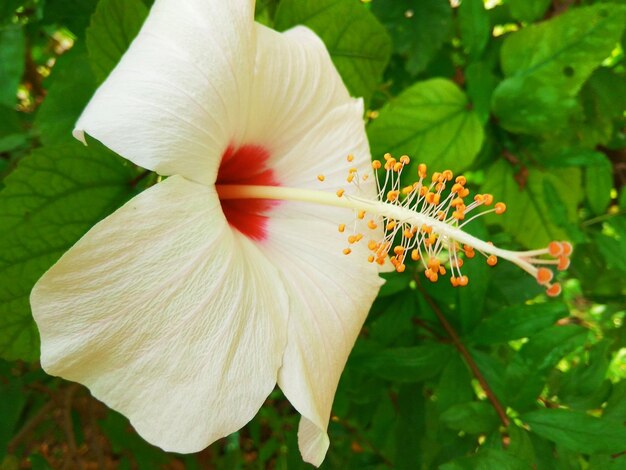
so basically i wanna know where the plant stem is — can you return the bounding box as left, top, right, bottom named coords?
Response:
left=413, top=275, right=510, bottom=428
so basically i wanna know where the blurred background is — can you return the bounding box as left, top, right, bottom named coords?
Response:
left=0, top=0, right=625, bottom=468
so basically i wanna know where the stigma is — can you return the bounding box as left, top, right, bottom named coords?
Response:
left=333, top=153, right=571, bottom=297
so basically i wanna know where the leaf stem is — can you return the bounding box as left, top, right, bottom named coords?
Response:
left=413, top=275, right=510, bottom=428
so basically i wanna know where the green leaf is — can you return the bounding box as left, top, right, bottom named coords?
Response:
left=35, top=46, right=97, bottom=146
left=481, top=160, right=581, bottom=248
left=368, top=78, right=484, bottom=170
left=593, top=217, right=626, bottom=274
left=585, top=153, right=613, bottom=215
left=507, top=0, right=551, bottom=23
left=605, top=380, right=626, bottom=422
left=440, top=401, right=499, bottom=435
left=440, top=448, right=530, bottom=470
left=371, top=0, right=452, bottom=76
left=522, top=408, right=626, bottom=455
left=492, top=4, right=626, bottom=135
left=0, top=143, right=135, bottom=361
left=42, top=0, right=99, bottom=36
left=436, top=355, right=473, bottom=413
left=275, top=0, right=391, bottom=103
left=458, top=0, right=490, bottom=59
left=0, top=378, right=25, bottom=459
left=465, top=61, right=499, bottom=125
left=86, top=0, right=149, bottom=84
left=0, top=25, right=24, bottom=107
left=518, top=324, right=587, bottom=372
left=0, top=0, right=19, bottom=24
left=395, top=384, right=425, bottom=469
left=352, top=343, right=452, bottom=382
left=470, top=302, right=568, bottom=345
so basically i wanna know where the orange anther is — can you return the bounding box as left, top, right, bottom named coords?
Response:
left=536, top=267, right=553, bottom=285
left=456, top=258, right=464, bottom=268
left=458, top=275, right=469, bottom=287
left=419, top=186, right=428, bottom=196
left=368, top=240, right=378, bottom=250
left=455, top=176, right=467, bottom=185
left=372, top=160, right=382, bottom=170
left=437, top=211, right=446, bottom=221
left=428, top=258, right=440, bottom=270
left=394, top=246, right=405, bottom=255
left=393, top=162, right=403, bottom=172
left=411, top=249, right=420, bottom=261
left=390, top=256, right=398, bottom=266
left=487, top=255, right=498, bottom=266
left=418, top=164, right=427, bottom=179
left=347, top=154, right=354, bottom=162
left=403, top=228, right=414, bottom=239
left=548, top=241, right=562, bottom=257
left=368, top=220, right=378, bottom=230
left=451, top=197, right=464, bottom=207
left=451, top=183, right=463, bottom=194
left=450, top=276, right=459, bottom=287
left=402, top=185, right=414, bottom=195
left=317, top=174, right=325, bottom=182
left=384, top=153, right=392, bottom=160
left=368, top=255, right=375, bottom=263
left=386, top=220, right=397, bottom=231
left=494, top=202, right=507, bottom=214
left=426, top=235, right=437, bottom=245
left=431, top=172, right=441, bottom=183
left=439, top=266, right=446, bottom=275
left=557, top=256, right=570, bottom=271
left=483, top=194, right=494, bottom=206
left=435, top=182, right=444, bottom=192
left=387, top=190, right=399, bottom=202
left=338, top=224, right=346, bottom=233
left=336, top=189, right=345, bottom=197
left=473, top=194, right=484, bottom=203
left=546, top=283, right=562, bottom=297
left=376, top=257, right=385, bottom=265
left=348, top=235, right=357, bottom=244
left=347, top=174, right=355, bottom=183
left=355, top=233, right=363, bottom=242
left=459, top=188, right=470, bottom=198
left=442, top=170, right=453, bottom=181
left=343, top=248, right=352, bottom=255
left=561, top=241, right=573, bottom=256
left=396, top=264, right=406, bottom=273
left=421, top=224, right=432, bottom=234
left=453, top=211, right=465, bottom=220
left=362, top=174, right=369, bottom=181
left=358, top=210, right=366, bottom=219
left=429, top=272, right=439, bottom=283
left=464, top=248, right=475, bottom=258
left=400, top=155, right=410, bottom=165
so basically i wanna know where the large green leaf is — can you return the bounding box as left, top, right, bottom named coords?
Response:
left=492, top=4, right=626, bottom=135
left=0, top=144, right=135, bottom=361
left=458, top=0, right=490, bottom=59
left=523, top=408, right=626, bottom=455
left=469, top=302, right=568, bottom=345
left=507, top=0, right=551, bottom=23
left=368, top=78, right=484, bottom=170
left=351, top=343, right=452, bottom=382
left=34, top=47, right=97, bottom=146
left=0, top=24, right=24, bottom=107
left=371, top=0, right=452, bottom=76
left=274, top=0, right=391, bottom=103
left=86, top=0, right=148, bottom=84
left=481, top=160, right=581, bottom=248
left=440, top=401, right=499, bottom=434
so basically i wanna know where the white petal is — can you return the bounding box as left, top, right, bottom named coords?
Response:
left=74, top=0, right=256, bottom=185
left=245, top=25, right=356, bottom=164
left=31, top=176, right=288, bottom=453
left=264, top=214, right=383, bottom=466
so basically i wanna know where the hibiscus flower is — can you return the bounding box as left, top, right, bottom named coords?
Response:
left=30, top=0, right=384, bottom=466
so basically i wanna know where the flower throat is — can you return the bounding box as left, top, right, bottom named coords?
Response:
left=217, top=153, right=571, bottom=296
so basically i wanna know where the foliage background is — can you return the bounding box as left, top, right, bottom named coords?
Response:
left=1, top=0, right=625, bottom=468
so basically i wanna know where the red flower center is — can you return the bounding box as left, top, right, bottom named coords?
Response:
left=216, top=144, right=278, bottom=241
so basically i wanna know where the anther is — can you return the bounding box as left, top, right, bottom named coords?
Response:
left=368, top=220, right=378, bottom=230
left=536, top=267, right=553, bottom=285
left=343, top=248, right=352, bottom=255
left=487, top=255, right=498, bottom=266
left=336, top=189, right=345, bottom=198
left=494, top=202, right=506, bottom=214
left=372, top=160, right=382, bottom=170
left=347, top=154, right=354, bottom=162
left=317, top=174, right=325, bottom=182
left=411, top=249, right=420, bottom=261
left=338, top=224, right=346, bottom=233
left=546, top=283, right=562, bottom=297
left=357, top=210, right=366, bottom=219
left=400, top=155, right=410, bottom=165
